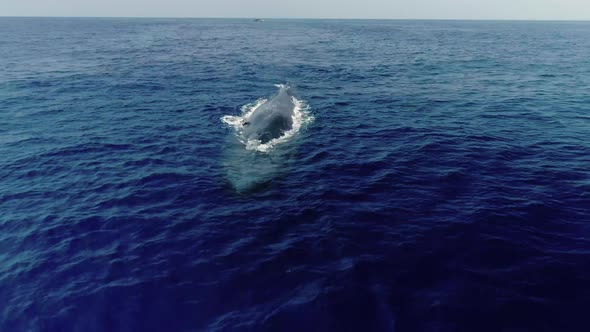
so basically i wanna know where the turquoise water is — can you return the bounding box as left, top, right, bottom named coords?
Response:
left=1, top=18, right=590, bottom=331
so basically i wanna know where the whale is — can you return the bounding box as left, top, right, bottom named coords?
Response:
left=240, top=85, right=295, bottom=144
left=220, top=84, right=312, bottom=192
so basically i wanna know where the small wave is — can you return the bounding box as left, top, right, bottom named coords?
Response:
left=221, top=84, right=313, bottom=153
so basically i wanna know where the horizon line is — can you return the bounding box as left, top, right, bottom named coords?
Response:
left=1, top=15, right=589, bottom=22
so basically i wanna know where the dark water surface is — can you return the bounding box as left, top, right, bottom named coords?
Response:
left=1, top=18, right=589, bottom=331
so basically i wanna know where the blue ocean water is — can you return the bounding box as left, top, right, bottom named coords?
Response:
left=1, top=17, right=590, bottom=331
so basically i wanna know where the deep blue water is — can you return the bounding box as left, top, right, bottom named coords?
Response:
left=1, top=17, right=590, bottom=331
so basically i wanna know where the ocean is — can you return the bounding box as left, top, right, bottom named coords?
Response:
left=1, top=17, right=589, bottom=331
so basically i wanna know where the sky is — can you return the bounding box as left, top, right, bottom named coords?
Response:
left=1, top=0, right=589, bottom=20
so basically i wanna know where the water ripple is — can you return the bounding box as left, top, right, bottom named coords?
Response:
left=1, top=18, right=590, bottom=332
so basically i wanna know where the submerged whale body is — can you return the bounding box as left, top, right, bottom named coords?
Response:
left=240, top=85, right=295, bottom=144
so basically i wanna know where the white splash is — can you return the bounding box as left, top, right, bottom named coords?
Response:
left=221, top=85, right=313, bottom=153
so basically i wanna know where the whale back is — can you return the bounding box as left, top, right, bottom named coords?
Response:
left=242, top=86, right=295, bottom=143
